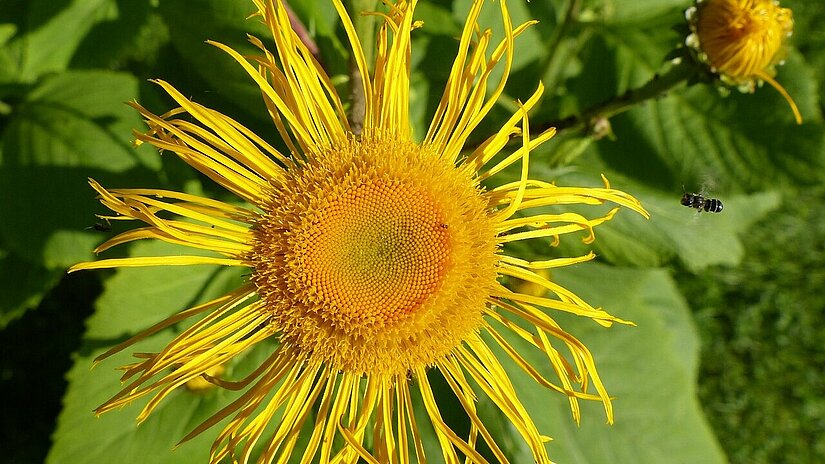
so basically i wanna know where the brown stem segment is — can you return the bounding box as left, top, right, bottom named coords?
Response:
left=283, top=2, right=320, bottom=60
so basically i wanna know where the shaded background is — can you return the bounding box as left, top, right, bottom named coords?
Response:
left=1, top=0, right=823, bottom=462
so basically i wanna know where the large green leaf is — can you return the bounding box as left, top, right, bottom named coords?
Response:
left=565, top=2, right=825, bottom=190
left=156, top=0, right=275, bottom=132
left=69, top=0, right=154, bottom=70
left=595, top=0, right=688, bottom=24
left=546, top=167, right=783, bottom=271
left=494, top=148, right=782, bottom=271
left=48, top=241, right=260, bottom=464
left=600, top=189, right=781, bottom=271
left=0, top=24, right=18, bottom=84
left=562, top=6, right=683, bottom=114
left=788, top=0, right=825, bottom=111
left=0, top=70, right=160, bottom=270
left=0, top=0, right=117, bottom=82
left=0, top=250, right=61, bottom=329
left=597, top=55, right=825, bottom=191
left=483, top=264, right=725, bottom=463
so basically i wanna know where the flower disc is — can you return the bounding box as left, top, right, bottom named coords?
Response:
left=251, top=135, right=499, bottom=375
left=695, top=0, right=792, bottom=80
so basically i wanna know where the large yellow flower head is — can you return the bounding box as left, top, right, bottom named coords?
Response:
left=686, top=0, right=801, bottom=123
left=71, top=0, right=649, bottom=462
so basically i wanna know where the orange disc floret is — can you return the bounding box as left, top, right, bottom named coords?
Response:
left=250, top=133, right=499, bottom=376
left=298, top=179, right=451, bottom=325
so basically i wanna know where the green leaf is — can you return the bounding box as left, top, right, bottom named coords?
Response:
left=451, top=0, right=546, bottom=78
left=564, top=7, right=683, bottom=111
left=788, top=0, right=825, bottom=112
left=0, top=0, right=117, bottom=82
left=500, top=154, right=782, bottom=271
left=593, top=0, right=688, bottom=24
left=567, top=172, right=784, bottom=271
left=594, top=187, right=782, bottom=271
left=156, top=0, right=274, bottom=130
left=48, top=241, right=257, bottom=464
left=0, top=250, right=61, bottom=329
left=571, top=10, right=825, bottom=190
left=484, top=264, right=726, bottom=463
left=69, top=0, right=154, bottom=70
left=598, top=63, right=825, bottom=190
left=0, top=23, right=15, bottom=45
left=416, top=2, right=462, bottom=36
left=0, top=24, right=17, bottom=83
left=0, top=70, right=160, bottom=270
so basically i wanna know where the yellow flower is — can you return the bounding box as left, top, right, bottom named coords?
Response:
left=71, top=0, right=649, bottom=462
left=686, top=0, right=802, bottom=123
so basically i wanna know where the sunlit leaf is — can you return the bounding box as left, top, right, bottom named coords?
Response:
left=483, top=264, right=726, bottom=463
left=156, top=0, right=275, bottom=133
left=0, top=250, right=60, bottom=329
left=0, top=0, right=117, bottom=82
left=48, top=241, right=259, bottom=464
left=0, top=71, right=159, bottom=269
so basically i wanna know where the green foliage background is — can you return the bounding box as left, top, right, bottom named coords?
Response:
left=1, top=0, right=823, bottom=463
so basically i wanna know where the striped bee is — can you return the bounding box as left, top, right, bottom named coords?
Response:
left=680, top=192, right=723, bottom=213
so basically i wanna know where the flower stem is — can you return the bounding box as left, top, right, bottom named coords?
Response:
left=545, top=59, right=697, bottom=135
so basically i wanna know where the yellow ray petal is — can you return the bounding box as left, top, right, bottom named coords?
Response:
left=69, top=256, right=248, bottom=272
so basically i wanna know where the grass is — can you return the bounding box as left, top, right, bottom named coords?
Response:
left=680, top=188, right=825, bottom=464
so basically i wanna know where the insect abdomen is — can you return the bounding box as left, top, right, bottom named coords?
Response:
left=703, top=198, right=723, bottom=213
left=681, top=192, right=723, bottom=213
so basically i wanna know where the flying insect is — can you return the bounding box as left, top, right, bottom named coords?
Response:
left=680, top=192, right=723, bottom=213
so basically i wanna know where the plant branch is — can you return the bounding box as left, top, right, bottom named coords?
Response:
left=542, top=59, right=697, bottom=135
